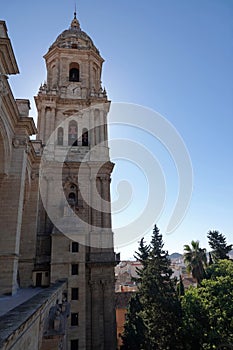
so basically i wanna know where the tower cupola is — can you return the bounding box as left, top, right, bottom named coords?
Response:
left=38, top=12, right=105, bottom=100
left=48, top=12, right=99, bottom=54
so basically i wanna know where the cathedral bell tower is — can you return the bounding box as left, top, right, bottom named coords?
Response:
left=35, top=12, right=116, bottom=350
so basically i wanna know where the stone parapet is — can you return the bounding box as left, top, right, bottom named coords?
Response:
left=0, top=280, right=68, bottom=350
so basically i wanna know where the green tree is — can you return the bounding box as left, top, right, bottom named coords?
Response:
left=207, top=230, right=232, bottom=262
left=177, top=275, right=185, bottom=297
left=183, top=240, right=207, bottom=286
left=205, top=258, right=233, bottom=280
left=121, top=238, right=149, bottom=350
left=120, top=293, right=145, bottom=350
left=134, top=237, right=150, bottom=282
left=181, top=260, right=233, bottom=349
left=121, top=225, right=182, bottom=349
left=208, top=252, right=214, bottom=266
left=139, top=225, right=182, bottom=349
left=181, top=287, right=208, bottom=349
left=200, top=275, right=233, bottom=348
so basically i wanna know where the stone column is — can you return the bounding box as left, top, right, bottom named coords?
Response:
left=39, top=106, right=46, bottom=143
left=90, top=280, right=104, bottom=350
left=90, top=176, right=97, bottom=230
left=44, top=108, right=52, bottom=144
left=101, top=176, right=111, bottom=229
left=50, top=107, right=56, bottom=146
left=96, top=176, right=102, bottom=228
left=103, top=112, right=108, bottom=146
left=0, top=137, right=28, bottom=294
left=45, top=175, right=55, bottom=233
left=19, top=170, right=40, bottom=287
left=90, top=110, right=95, bottom=148
left=94, top=109, right=100, bottom=146
left=99, top=111, right=103, bottom=144
left=102, top=279, right=117, bottom=350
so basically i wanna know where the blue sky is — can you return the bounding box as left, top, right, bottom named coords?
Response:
left=1, top=0, right=233, bottom=258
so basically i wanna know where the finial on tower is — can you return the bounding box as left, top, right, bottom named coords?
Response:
left=71, top=3, right=80, bottom=30
left=74, top=2, right=77, bottom=19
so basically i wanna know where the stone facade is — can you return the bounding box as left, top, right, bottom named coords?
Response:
left=0, top=13, right=116, bottom=350
left=0, top=20, right=39, bottom=295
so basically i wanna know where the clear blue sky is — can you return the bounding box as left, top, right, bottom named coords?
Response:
left=1, top=0, right=233, bottom=259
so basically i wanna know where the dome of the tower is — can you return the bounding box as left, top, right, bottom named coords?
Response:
left=49, top=13, right=100, bottom=54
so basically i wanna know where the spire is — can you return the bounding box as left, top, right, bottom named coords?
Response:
left=74, top=2, right=77, bottom=18
left=71, top=4, right=80, bottom=29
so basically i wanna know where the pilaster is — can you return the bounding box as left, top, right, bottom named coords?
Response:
left=0, top=137, right=28, bottom=294
left=19, top=169, right=40, bottom=287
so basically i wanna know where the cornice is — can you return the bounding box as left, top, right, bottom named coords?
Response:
left=17, top=117, right=37, bottom=136
left=43, top=46, right=104, bottom=64
left=0, top=21, right=19, bottom=74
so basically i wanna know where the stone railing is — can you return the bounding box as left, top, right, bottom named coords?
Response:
left=0, top=280, right=69, bottom=350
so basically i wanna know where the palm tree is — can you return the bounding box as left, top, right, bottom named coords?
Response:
left=183, top=240, right=207, bottom=286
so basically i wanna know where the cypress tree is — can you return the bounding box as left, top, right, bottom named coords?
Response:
left=207, top=230, right=232, bottom=262
left=134, top=238, right=150, bottom=282
left=177, top=275, right=185, bottom=297
left=122, top=225, right=182, bottom=349
left=140, top=225, right=182, bottom=349
left=120, top=293, right=145, bottom=350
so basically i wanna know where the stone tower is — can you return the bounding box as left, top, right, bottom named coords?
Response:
left=34, top=13, right=116, bottom=350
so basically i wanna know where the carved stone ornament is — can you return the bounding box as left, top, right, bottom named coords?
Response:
left=12, top=137, right=29, bottom=150
left=12, top=138, right=20, bottom=148
left=31, top=171, right=39, bottom=180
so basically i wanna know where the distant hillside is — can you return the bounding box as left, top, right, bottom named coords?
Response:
left=169, top=252, right=183, bottom=260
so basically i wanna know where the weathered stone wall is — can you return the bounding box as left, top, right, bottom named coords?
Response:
left=0, top=23, right=38, bottom=295
left=0, top=280, right=68, bottom=350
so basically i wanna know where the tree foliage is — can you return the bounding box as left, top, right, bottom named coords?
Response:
left=121, top=229, right=233, bottom=350
left=207, top=230, right=232, bottom=262
left=181, top=260, right=233, bottom=349
left=177, top=275, right=185, bottom=297
left=120, top=293, right=145, bottom=350
left=181, top=287, right=208, bottom=349
left=208, top=252, right=214, bottom=266
left=121, top=225, right=182, bottom=350
left=140, top=225, right=182, bottom=349
left=183, top=240, right=207, bottom=286
left=134, top=238, right=150, bottom=283
left=205, top=258, right=233, bottom=280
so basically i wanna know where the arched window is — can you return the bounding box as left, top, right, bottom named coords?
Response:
left=69, top=63, right=80, bottom=82
left=82, top=128, right=88, bottom=146
left=57, top=127, right=64, bottom=146
left=68, top=121, right=78, bottom=146
left=68, top=184, right=77, bottom=205
left=68, top=192, right=76, bottom=206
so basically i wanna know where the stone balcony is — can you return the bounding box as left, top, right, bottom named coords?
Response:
left=38, top=82, right=107, bottom=101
